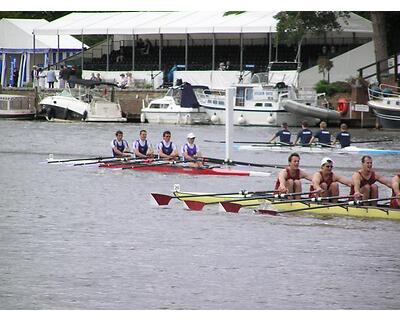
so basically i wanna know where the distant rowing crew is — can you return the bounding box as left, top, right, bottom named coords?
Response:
left=269, top=121, right=351, bottom=148
left=276, top=152, right=400, bottom=208
left=111, top=129, right=203, bottom=166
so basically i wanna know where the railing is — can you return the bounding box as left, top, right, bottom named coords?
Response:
left=358, top=52, right=400, bottom=83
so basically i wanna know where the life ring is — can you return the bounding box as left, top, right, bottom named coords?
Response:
left=336, top=98, right=349, bottom=115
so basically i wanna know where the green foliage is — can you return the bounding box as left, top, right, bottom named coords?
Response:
left=314, top=80, right=351, bottom=96
left=274, top=11, right=350, bottom=46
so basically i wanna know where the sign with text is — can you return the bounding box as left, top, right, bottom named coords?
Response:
left=353, top=104, right=369, bottom=112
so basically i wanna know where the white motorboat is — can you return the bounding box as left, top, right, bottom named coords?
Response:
left=140, top=82, right=211, bottom=125
left=196, top=61, right=340, bottom=126
left=0, top=94, right=36, bottom=120
left=39, top=79, right=127, bottom=122
left=368, top=84, right=400, bottom=129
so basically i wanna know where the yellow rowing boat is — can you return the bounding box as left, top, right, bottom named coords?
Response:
left=173, top=191, right=400, bottom=220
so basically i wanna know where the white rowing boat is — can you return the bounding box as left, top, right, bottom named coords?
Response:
left=236, top=144, right=400, bottom=155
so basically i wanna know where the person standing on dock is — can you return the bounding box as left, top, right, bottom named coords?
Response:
left=293, top=121, right=313, bottom=146
left=332, top=123, right=351, bottom=148
left=351, top=155, right=392, bottom=204
left=391, top=174, right=400, bottom=208
left=310, top=157, right=352, bottom=201
left=275, top=153, right=313, bottom=199
left=269, top=122, right=291, bottom=145
left=309, top=121, right=332, bottom=146
left=157, top=130, right=179, bottom=160
left=111, top=130, right=131, bottom=158
left=133, top=129, right=154, bottom=159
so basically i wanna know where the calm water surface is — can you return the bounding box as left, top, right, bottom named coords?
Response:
left=0, top=120, right=399, bottom=309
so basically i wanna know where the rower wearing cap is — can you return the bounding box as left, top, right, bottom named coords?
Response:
left=182, top=132, right=203, bottom=167
left=157, top=130, right=179, bottom=160
left=269, top=122, right=292, bottom=145
left=294, top=121, right=313, bottom=146
left=133, top=129, right=154, bottom=159
left=309, top=121, right=332, bottom=146
left=390, top=174, right=400, bottom=208
left=111, top=130, right=131, bottom=158
left=275, top=152, right=313, bottom=199
left=332, top=123, right=351, bottom=148
left=351, top=155, right=391, bottom=205
left=311, top=157, right=352, bottom=202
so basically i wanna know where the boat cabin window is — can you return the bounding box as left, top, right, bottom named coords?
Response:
left=387, top=101, right=391, bottom=105
left=149, top=103, right=169, bottom=109
left=396, top=101, right=400, bottom=106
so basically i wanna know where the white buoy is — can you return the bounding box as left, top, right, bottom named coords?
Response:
left=238, top=114, right=246, bottom=125
left=211, top=113, right=219, bottom=124
left=140, top=113, right=146, bottom=123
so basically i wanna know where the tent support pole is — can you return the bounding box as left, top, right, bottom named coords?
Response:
left=268, top=32, right=272, bottom=63
left=212, top=33, right=215, bottom=70
left=132, top=34, right=135, bottom=71
left=106, top=33, right=109, bottom=72
left=185, top=33, right=188, bottom=71
left=159, top=34, right=163, bottom=71
left=57, top=35, right=60, bottom=69
left=81, top=32, right=84, bottom=70
left=239, top=33, right=243, bottom=72
left=33, top=33, right=36, bottom=67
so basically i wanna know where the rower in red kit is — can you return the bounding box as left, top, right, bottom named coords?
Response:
left=310, top=157, right=352, bottom=202
left=351, top=155, right=391, bottom=205
left=391, top=173, right=400, bottom=208
left=275, top=152, right=312, bottom=199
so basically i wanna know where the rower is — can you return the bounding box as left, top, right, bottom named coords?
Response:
left=391, top=173, right=400, bottom=208
left=309, top=121, right=332, bottom=146
left=275, top=152, right=313, bottom=199
left=293, top=120, right=313, bottom=146
left=310, top=157, right=352, bottom=202
left=133, top=129, right=154, bottom=159
left=332, top=123, right=351, bottom=148
left=182, top=132, right=203, bottom=167
left=111, top=130, right=131, bottom=158
left=157, top=130, right=179, bottom=160
left=268, top=122, right=291, bottom=145
left=351, top=155, right=392, bottom=205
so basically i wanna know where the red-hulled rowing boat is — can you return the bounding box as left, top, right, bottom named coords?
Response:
left=99, top=162, right=271, bottom=177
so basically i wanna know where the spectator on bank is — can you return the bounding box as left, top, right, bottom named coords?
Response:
left=96, top=73, right=102, bottom=82
left=47, top=67, right=56, bottom=89
left=136, top=38, right=145, bottom=54
left=68, top=65, right=77, bottom=88
left=12, top=68, right=19, bottom=87
left=142, top=39, right=152, bottom=55
left=118, top=73, right=128, bottom=89
left=58, top=65, right=67, bottom=89
left=218, top=62, right=225, bottom=71
left=31, top=65, right=39, bottom=88
left=89, top=72, right=97, bottom=81
left=225, top=60, right=231, bottom=70
left=38, top=68, right=46, bottom=89
left=126, top=72, right=134, bottom=87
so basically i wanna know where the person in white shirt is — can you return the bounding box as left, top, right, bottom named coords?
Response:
left=157, top=130, right=179, bottom=160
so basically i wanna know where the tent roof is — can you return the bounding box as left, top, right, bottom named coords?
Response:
left=0, top=18, right=85, bottom=50
left=33, top=11, right=373, bottom=36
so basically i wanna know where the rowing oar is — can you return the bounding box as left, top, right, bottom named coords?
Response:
left=47, top=154, right=119, bottom=164
left=350, top=139, right=393, bottom=144
left=201, top=157, right=285, bottom=169
left=183, top=191, right=317, bottom=211
left=121, top=159, right=189, bottom=170
left=204, top=139, right=292, bottom=146
left=73, top=156, right=155, bottom=167
left=256, top=196, right=399, bottom=215
left=151, top=189, right=276, bottom=206
left=220, top=194, right=351, bottom=213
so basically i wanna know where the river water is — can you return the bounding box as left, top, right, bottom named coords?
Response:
left=0, top=120, right=399, bottom=309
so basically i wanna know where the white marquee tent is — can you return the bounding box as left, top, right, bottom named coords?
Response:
left=0, top=18, right=85, bottom=87
left=33, top=11, right=372, bottom=37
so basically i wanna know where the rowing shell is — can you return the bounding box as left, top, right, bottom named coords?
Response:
left=100, top=163, right=271, bottom=177
left=236, top=144, right=400, bottom=155
left=173, top=192, right=400, bottom=220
